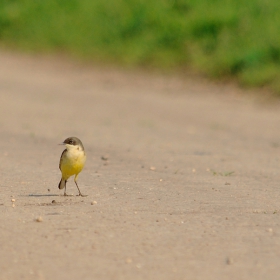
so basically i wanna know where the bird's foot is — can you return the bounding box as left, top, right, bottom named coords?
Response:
left=77, top=193, right=88, bottom=197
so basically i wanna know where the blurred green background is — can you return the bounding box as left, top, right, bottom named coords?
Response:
left=1, top=0, right=280, bottom=93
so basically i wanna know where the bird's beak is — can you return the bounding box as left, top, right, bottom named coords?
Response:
left=58, top=143, right=66, bottom=145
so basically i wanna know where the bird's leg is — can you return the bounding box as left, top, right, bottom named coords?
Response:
left=74, top=177, right=87, bottom=197
left=63, top=180, right=71, bottom=196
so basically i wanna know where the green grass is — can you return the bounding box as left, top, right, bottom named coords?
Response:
left=1, top=0, right=280, bottom=93
left=210, top=170, right=235, bottom=176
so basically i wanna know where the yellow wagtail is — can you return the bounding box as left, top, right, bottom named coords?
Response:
left=58, top=137, right=87, bottom=196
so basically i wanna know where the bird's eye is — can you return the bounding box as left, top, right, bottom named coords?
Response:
left=69, top=140, right=73, bottom=144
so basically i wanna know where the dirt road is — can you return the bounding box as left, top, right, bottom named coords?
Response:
left=1, top=51, right=280, bottom=280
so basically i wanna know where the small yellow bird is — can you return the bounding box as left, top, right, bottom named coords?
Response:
left=58, top=137, right=87, bottom=197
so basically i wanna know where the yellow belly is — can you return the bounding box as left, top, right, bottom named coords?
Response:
left=61, top=152, right=86, bottom=180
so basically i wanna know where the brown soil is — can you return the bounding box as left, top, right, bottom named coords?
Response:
left=1, top=51, right=280, bottom=280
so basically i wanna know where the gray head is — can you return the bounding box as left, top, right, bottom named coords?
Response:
left=62, top=137, right=85, bottom=150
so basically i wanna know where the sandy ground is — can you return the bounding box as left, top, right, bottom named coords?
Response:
left=1, top=51, right=280, bottom=280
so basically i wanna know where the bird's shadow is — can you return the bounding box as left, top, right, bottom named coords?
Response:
left=25, top=194, right=60, bottom=197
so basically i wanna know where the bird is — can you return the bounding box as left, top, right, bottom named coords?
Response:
left=58, top=137, right=87, bottom=197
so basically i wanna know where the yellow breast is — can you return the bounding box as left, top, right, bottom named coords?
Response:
left=60, top=148, right=86, bottom=179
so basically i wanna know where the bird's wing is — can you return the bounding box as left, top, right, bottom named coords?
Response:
left=59, top=149, right=67, bottom=170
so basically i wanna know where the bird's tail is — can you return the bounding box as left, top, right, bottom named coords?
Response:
left=58, top=178, right=66, bottom=189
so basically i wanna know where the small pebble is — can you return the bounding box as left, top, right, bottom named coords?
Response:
left=150, top=166, right=156, bottom=171
left=52, top=200, right=56, bottom=204
left=226, top=257, right=233, bottom=265
left=11, top=199, right=15, bottom=202
left=35, top=216, right=43, bottom=222
left=101, top=156, right=109, bottom=161
left=91, top=201, right=97, bottom=205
